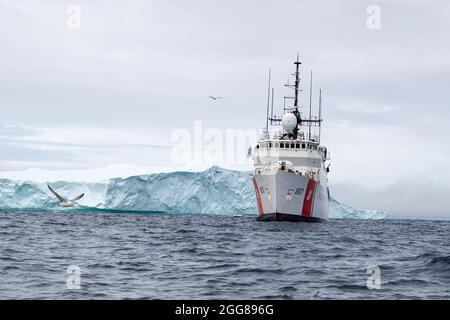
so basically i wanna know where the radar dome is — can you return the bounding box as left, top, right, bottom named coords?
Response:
left=282, top=113, right=298, bottom=133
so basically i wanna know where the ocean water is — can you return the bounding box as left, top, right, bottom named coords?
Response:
left=0, top=210, right=449, bottom=300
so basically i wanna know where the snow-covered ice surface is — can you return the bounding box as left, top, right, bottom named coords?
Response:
left=0, top=166, right=388, bottom=219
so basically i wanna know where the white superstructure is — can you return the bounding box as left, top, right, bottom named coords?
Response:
left=252, top=56, right=331, bottom=222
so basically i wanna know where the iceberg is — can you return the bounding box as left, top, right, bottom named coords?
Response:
left=329, top=198, right=389, bottom=220
left=0, top=166, right=388, bottom=219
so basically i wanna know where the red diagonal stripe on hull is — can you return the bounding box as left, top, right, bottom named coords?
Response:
left=252, top=177, right=264, bottom=216
left=301, top=179, right=316, bottom=217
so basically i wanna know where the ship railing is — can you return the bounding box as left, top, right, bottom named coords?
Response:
left=254, top=164, right=320, bottom=182
left=317, top=146, right=330, bottom=160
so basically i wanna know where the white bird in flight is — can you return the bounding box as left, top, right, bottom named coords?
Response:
left=47, top=183, right=84, bottom=208
left=207, top=96, right=223, bottom=100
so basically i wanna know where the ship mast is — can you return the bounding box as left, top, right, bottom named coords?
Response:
left=268, top=54, right=324, bottom=142
left=293, top=53, right=301, bottom=108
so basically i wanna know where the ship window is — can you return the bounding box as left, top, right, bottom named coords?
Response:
left=285, top=143, right=289, bottom=149
left=291, top=143, right=295, bottom=149
left=256, top=144, right=260, bottom=149
left=302, top=143, right=306, bottom=149
left=280, top=143, right=284, bottom=148
left=296, top=143, right=300, bottom=149
left=269, top=142, right=272, bottom=148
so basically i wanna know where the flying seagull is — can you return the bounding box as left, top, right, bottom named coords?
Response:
left=207, top=96, right=223, bottom=100
left=47, top=183, right=84, bottom=208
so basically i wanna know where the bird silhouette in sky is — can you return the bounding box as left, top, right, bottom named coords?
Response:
left=207, top=96, right=223, bottom=100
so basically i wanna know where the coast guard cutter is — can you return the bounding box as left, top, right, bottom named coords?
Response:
left=252, top=55, right=331, bottom=222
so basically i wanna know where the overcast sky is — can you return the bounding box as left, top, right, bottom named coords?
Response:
left=1, top=0, right=450, bottom=218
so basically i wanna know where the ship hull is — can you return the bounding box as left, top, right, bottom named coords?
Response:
left=253, top=170, right=329, bottom=222
left=256, top=213, right=324, bottom=222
